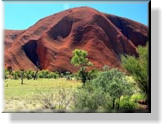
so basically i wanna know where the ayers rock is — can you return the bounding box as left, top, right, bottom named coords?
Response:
left=4, top=7, right=148, bottom=72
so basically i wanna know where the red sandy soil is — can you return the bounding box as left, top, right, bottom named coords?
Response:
left=4, top=7, right=148, bottom=72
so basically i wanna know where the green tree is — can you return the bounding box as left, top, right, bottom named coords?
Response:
left=74, top=69, right=135, bottom=112
left=71, top=49, right=93, bottom=84
left=121, top=45, right=148, bottom=93
left=91, top=69, right=134, bottom=109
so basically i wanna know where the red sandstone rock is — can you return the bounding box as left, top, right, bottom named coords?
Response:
left=4, top=7, right=148, bottom=72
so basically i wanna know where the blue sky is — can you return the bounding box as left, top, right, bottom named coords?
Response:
left=4, top=2, right=148, bottom=30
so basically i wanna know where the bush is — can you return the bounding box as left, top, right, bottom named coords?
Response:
left=61, top=71, right=73, bottom=80
left=35, top=88, right=74, bottom=112
left=119, top=93, right=147, bottom=110
left=74, top=87, right=108, bottom=112
left=48, top=72, right=59, bottom=79
left=24, top=70, right=34, bottom=80
left=119, top=96, right=136, bottom=110
left=4, top=70, right=60, bottom=80
left=91, top=69, right=135, bottom=109
left=121, top=45, right=148, bottom=93
left=130, top=93, right=146, bottom=103
left=4, top=69, right=9, bottom=79
left=74, top=69, right=135, bottom=112
left=92, top=69, right=134, bottom=98
left=87, top=69, right=99, bottom=81
left=12, top=71, right=21, bottom=80
left=41, top=70, right=49, bottom=78
left=37, top=70, right=59, bottom=79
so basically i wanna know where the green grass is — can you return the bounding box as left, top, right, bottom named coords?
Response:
left=5, top=78, right=81, bottom=98
left=4, top=77, right=147, bottom=112
left=4, top=78, right=82, bottom=112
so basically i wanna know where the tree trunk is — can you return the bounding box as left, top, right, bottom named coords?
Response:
left=112, top=98, right=115, bottom=109
left=34, top=71, right=38, bottom=80
left=117, top=97, right=121, bottom=110
left=21, top=71, right=24, bottom=85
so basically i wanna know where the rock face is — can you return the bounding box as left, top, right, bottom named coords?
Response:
left=4, top=7, right=148, bottom=72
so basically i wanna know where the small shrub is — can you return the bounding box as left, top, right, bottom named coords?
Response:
left=34, top=88, right=75, bottom=112
left=74, top=87, right=107, bottom=112
left=38, top=71, right=43, bottom=78
left=119, top=96, right=136, bottom=110
left=130, top=93, right=146, bottom=103
left=87, top=69, right=99, bottom=81
left=38, top=70, right=56, bottom=79
left=25, top=70, right=33, bottom=80
left=42, top=70, right=49, bottom=78
left=12, top=71, right=20, bottom=80
left=47, top=72, right=55, bottom=78
left=4, top=69, right=9, bottom=79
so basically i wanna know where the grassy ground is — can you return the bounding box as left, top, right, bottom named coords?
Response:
left=4, top=78, right=82, bottom=112
left=4, top=77, right=147, bottom=112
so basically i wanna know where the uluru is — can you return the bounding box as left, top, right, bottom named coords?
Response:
left=4, top=6, right=148, bottom=72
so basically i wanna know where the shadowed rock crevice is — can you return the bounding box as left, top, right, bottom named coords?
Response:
left=93, top=14, right=120, bottom=55
left=22, top=40, right=40, bottom=68
left=106, top=14, right=148, bottom=46
left=48, top=16, right=73, bottom=40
